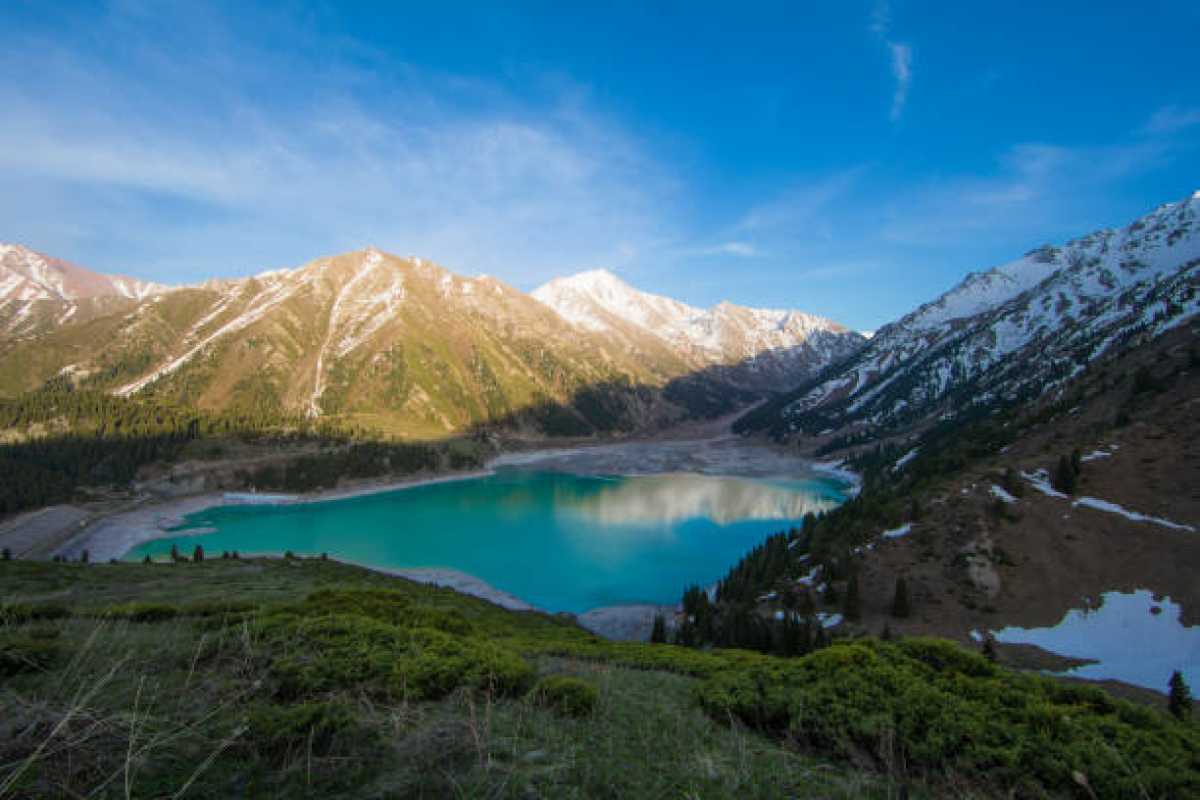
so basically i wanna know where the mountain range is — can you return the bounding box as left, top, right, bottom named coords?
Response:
left=0, top=244, right=861, bottom=438
left=4, top=191, right=1198, bottom=444
left=737, top=190, right=1200, bottom=444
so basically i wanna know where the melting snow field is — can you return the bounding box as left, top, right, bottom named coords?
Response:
left=992, top=590, right=1200, bottom=691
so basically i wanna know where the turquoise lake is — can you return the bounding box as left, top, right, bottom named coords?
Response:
left=125, top=469, right=848, bottom=613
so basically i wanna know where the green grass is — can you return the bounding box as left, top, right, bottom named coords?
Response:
left=0, top=558, right=1195, bottom=798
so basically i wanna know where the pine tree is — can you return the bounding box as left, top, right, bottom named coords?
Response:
left=193, top=545, right=204, bottom=563
left=843, top=571, right=862, bottom=622
left=650, top=614, right=667, bottom=644
left=891, top=576, right=911, bottom=619
left=1169, top=670, right=1193, bottom=721
left=170, top=543, right=180, bottom=562
left=1053, top=454, right=1077, bottom=495
left=982, top=633, right=998, bottom=663
left=1003, top=467, right=1025, bottom=498
left=142, top=554, right=152, bottom=565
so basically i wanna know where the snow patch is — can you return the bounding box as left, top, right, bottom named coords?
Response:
left=989, top=485, right=1018, bottom=504
left=1072, top=496, right=1195, bottom=532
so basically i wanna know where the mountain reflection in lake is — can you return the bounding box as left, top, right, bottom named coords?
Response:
left=558, top=473, right=842, bottom=526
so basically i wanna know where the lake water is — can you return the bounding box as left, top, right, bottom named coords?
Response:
left=991, top=589, right=1200, bottom=691
left=125, top=469, right=848, bottom=613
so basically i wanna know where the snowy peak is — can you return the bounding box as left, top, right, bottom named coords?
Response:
left=0, top=243, right=171, bottom=335
left=0, top=243, right=169, bottom=301
left=532, top=269, right=699, bottom=334
left=746, top=190, right=1200, bottom=440
left=533, top=268, right=863, bottom=389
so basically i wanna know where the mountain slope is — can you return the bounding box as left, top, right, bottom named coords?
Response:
left=0, top=249, right=860, bottom=438
left=532, top=269, right=864, bottom=391
left=737, top=191, right=1200, bottom=441
left=0, top=244, right=168, bottom=337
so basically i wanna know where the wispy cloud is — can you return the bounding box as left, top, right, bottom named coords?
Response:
left=871, top=1, right=913, bottom=122
left=689, top=241, right=763, bottom=258
left=888, top=43, right=913, bottom=122
left=0, top=6, right=681, bottom=286
left=1141, top=105, right=1200, bottom=136
left=878, top=132, right=1175, bottom=247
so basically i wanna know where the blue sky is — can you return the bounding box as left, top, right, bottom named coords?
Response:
left=1, top=0, right=1197, bottom=330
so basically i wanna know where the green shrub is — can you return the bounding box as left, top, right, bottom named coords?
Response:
left=694, top=638, right=1200, bottom=798
left=96, top=602, right=179, bottom=622
left=0, top=602, right=71, bottom=625
left=247, top=701, right=358, bottom=761
left=180, top=599, right=257, bottom=618
left=258, top=609, right=532, bottom=701
left=530, top=676, right=598, bottom=717
left=0, top=633, right=60, bottom=677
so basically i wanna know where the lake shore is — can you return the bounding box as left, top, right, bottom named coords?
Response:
left=52, top=468, right=495, bottom=563
left=4, top=415, right=855, bottom=642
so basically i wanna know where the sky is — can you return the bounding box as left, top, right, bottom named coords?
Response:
left=1, top=1, right=1198, bottom=330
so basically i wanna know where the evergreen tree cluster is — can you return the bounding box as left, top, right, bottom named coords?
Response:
left=0, top=385, right=479, bottom=515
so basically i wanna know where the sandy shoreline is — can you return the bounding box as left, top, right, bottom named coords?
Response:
left=55, top=468, right=495, bottom=563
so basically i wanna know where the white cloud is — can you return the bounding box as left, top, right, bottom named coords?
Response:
left=878, top=135, right=1173, bottom=247
left=689, top=241, right=762, bottom=258
left=0, top=7, right=682, bottom=287
left=870, top=1, right=913, bottom=122
left=889, top=43, right=913, bottom=122
left=1141, top=105, right=1200, bottom=136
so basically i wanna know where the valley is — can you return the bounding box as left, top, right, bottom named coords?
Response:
left=2, top=192, right=1199, bottom=798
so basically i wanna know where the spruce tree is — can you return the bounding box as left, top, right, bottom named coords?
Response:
left=982, top=633, right=998, bottom=663
left=1, top=547, right=10, bottom=561
left=1053, top=455, right=1077, bottom=495
left=142, top=554, right=152, bottom=565
left=1003, top=467, right=1025, bottom=498
left=193, top=545, right=204, bottom=563
left=1169, top=670, right=1192, bottom=721
left=650, top=614, right=667, bottom=644
left=80, top=549, right=89, bottom=564
left=891, top=576, right=911, bottom=619
left=170, top=543, right=180, bottom=562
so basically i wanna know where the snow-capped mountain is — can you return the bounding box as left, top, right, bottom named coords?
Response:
left=0, top=244, right=169, bottom=335
left=738, top=191, right=1200, bottom=439
left=533, top=269, right=864, bottom=390
left=0, top=247, right=863, bottom=437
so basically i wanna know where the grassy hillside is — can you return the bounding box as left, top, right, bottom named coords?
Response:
left=1, top=558, right=1196, bottom=798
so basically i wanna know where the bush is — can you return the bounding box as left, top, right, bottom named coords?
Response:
left=530, top=676, right=599, bottom=717
left=0, top=603, right=71, bottom=625
left=258, top=607, right=533, bottom=701
left=0, top=633, right=60, bottom=676
left=694, top=638, right=1200, bottom=798
left=96, top=602, right=179, bottom=622
left=247, top=701, right=358, bottom=761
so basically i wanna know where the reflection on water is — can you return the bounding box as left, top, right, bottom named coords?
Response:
left=992, top=589, right=1199, bottom=690
left=560, top=473, right=842, bottom=526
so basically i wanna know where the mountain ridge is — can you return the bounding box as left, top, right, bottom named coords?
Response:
left=0, top=246, right=862, bottom=438
left=737, top=190, right=1200, bottom=443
